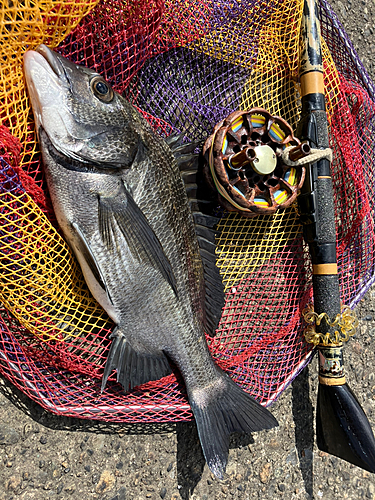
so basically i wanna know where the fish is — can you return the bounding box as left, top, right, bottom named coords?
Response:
left=23, top=44, right=278, bottom=478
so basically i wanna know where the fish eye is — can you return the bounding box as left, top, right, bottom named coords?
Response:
left=90, top=76, right=114, bottom=103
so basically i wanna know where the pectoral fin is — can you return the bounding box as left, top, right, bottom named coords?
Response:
left=98, top=185, right=178, bottom=297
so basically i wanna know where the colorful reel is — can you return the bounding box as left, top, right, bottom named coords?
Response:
left=203, top=108, right=306, bottom=217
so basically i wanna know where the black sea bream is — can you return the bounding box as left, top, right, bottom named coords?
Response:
left=24, top=45, right=277, bottom=478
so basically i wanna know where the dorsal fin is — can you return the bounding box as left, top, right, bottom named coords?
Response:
left=169, top=135, right=225, bottom=336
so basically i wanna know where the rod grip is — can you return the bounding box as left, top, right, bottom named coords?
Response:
left=300, top=168, right=340, bottom=325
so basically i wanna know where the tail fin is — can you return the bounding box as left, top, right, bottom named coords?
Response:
left=317, top=382, right=375, bottom=473
left=190, top=372, right=278, bottom=479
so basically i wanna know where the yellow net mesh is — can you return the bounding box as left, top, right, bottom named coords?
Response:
left=0, top=190, right=110, bottom=341
left=216, top=206, right=302, bottom=291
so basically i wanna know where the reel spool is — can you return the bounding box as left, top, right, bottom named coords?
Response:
left=203, top=108, right=307, bottom=217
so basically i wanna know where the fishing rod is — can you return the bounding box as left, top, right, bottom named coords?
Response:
left=297, top=0, right=375, bottom=472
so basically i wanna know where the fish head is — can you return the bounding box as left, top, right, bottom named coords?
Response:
left=23, top=44, right=141, bottom=168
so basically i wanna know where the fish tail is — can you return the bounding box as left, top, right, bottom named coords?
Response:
left=190, top=370, right=278, bottom=479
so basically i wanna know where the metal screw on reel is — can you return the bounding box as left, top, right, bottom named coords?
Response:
left=203, top=108, right=308, bottom=217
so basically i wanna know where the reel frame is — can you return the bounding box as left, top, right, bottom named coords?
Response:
left=203, top=108, right=306, bottom=217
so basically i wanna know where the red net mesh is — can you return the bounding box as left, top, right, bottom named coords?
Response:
left=1, top=0, right=375, bottom=423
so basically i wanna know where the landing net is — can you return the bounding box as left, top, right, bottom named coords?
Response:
left=0, top=0, right=374, bottom=422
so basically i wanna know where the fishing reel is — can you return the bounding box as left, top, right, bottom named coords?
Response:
left=203, top=108, right=308, bottom=217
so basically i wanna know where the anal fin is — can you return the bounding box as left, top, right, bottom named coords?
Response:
left=101, top=328, right=172, bottom=392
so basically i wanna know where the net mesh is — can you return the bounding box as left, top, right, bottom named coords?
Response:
left=0, top=0, right=374, bottom=422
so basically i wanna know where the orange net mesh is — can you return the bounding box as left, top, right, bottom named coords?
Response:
left=0, top=0, right=374, bottom=422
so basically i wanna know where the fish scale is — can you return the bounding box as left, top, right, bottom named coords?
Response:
left=24, top=44, right=278, bottom=479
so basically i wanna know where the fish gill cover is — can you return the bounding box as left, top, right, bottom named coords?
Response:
left=0, top=0, right=374, bottom=422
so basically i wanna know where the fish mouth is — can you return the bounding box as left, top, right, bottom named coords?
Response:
left=34, top=44, right=68, bottom=80
left=23, top=45, right=70, bottom=133
left=23, top=44, right=68, bottom=85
